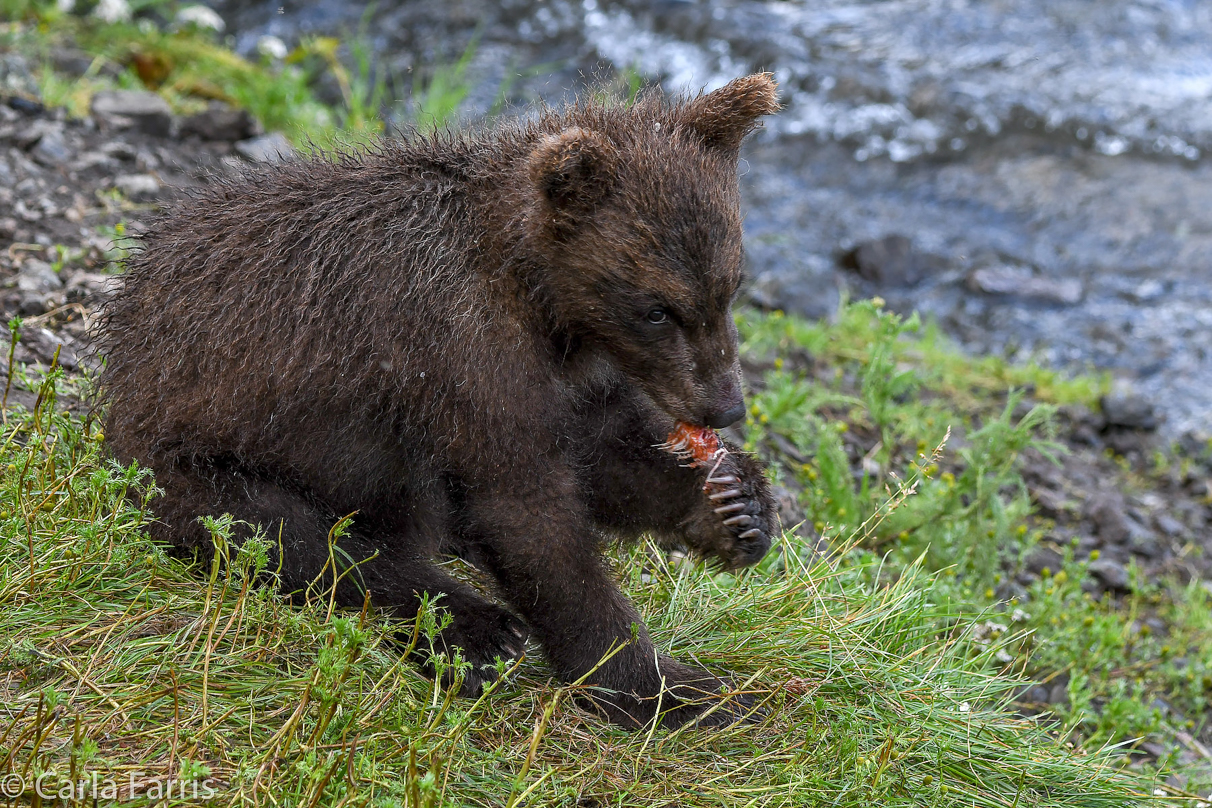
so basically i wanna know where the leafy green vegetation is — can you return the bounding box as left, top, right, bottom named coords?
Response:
left=737, top=301, right=1212, bottom=800
left=0, top=360, right=1145, bottom=806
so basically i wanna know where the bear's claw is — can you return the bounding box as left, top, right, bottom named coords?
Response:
left=713, top=501, right=747, bottom=514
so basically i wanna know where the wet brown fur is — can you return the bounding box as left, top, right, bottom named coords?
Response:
left=98, top=74, right=781, bottom=729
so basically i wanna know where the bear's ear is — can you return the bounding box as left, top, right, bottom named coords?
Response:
left=528, top=127, right=617, bottom=224
left=679, top=73, right=780, bottom=153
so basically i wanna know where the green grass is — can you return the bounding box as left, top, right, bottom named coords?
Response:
left=737, top=301, right=1212, bottom=799
left=0, top=364, right=1146, bottom=806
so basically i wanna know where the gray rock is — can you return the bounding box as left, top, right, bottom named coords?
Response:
left=841, top=234, right=936, bottom=286
left=1127, top=527, right=1161, bottom=559
left=234, top=132, right=294, bottom=164
left=31, top=128, right=72, bottom=166
left=16, top=259, right=63, bottom=293
left=1154, top=513, right=1186, bottom=537
left=0, top=53, right=39, bottom=100
left=1083, top=492, right=1131, bottom=544
left=91, top=90, right=173, bottom=137
left=64, top=271, right=121, bottom=301
left=180, top=102, right=257, bottom=141
left=114, top=173, right=162, bottom=202
left=50, top=48, right=122, bottom=80
left=18, top=292, right=49, bottom=316
left=22, top=327, right=77, bottom=370
left=1101, top=389, right=1159, bottom=430
left=1087, top=558, right=1130, bottom=591
left=1023, top=545, right=1063, bottom=576
left=100, top=140, right=138, bottom=161
left=967, top=265, right=1083, bottom=305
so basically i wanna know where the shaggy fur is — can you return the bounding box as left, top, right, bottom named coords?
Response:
left=98, top=74, right=781, bottom=729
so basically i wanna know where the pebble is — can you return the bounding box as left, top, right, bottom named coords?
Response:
left=1083, top=492, right=1131, bottom=544
left=90, top=90, right=173, bottom=137
left=841, top=234, right=933, bottom=287
left=1101, top=389, right=1159, bottom=430
left=1154, top=513, right=1186, bottom=537
left=1023, top=545, right=1063, bottom=576
left=180, top=102, right=257, bottom=142
left=114, top=173, right=162, bottom=202
left=31, top=127, right=73, bottom=166
left=16, top=258, right=63, bottom=293
left=1128, top=528, right=1161, bottom=559
left=0, top=53, right=40, bottom=100
left=65, top=271, right=121, bottom=302
left=967, top=265, right=1084, bottom=306
left=1087, top=558, right=1130, bottom=591
left=234, top=132, right=294, bottom=163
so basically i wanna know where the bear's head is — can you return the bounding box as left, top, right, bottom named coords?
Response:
left=525, top=73, right=780, bottom=429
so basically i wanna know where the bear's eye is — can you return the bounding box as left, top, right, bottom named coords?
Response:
left=645, top=308, right=669, bottom=325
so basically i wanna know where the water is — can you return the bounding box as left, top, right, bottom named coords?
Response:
left=211, top=0, right=1212, bottom=436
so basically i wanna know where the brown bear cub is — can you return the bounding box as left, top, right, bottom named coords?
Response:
left=98, top=74, right=781, bottom=729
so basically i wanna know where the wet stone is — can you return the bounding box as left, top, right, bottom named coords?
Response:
left=967, top=265, right=1083, bottom=306
left=1101, top=390, right=1159, bottom=431
left=114, top=173, right=162, bottom=202
left=1154, top=513, right=1186, bottom=537
left=234, top=132, right=294, bottom=163
left=31, top=128, right=72, bottom=166
left=1083, top=492, right=1131, bottom=544
left=180, top=102, right=257, bottom=142
left=1023, top=545, right=1063, bottom=577
left=16, top=258, right=63, bottom=293
left=91, top=90, right=173, bottom=137
left=840, top=234, right=935, bottom=287
left=1087, top=558, right=1130, bottom=591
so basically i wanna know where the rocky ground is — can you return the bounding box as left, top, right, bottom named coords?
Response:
left=0, top=55, right=291, bottom=386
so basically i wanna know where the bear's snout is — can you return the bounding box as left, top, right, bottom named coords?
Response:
left=700, top=379, right=745, bottom=428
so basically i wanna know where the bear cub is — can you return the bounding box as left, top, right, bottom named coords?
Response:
left=99, top=74, right=781, bottom=729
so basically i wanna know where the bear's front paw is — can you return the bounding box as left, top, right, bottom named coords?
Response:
left=684, top=451, right=776, bottom=569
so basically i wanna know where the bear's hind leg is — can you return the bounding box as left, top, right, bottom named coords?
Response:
left=150, top=460, right=528, bottom=695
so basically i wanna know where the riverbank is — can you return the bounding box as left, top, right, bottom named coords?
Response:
left=1, top=5, right=1210, bottom=805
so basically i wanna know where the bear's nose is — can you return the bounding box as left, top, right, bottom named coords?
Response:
left=704, top=400, right=746, bottom=429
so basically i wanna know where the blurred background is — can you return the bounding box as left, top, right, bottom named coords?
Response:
left=6, top=0, right=1212, bottom=437
left=222, top=0, right=1212, bottom=439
